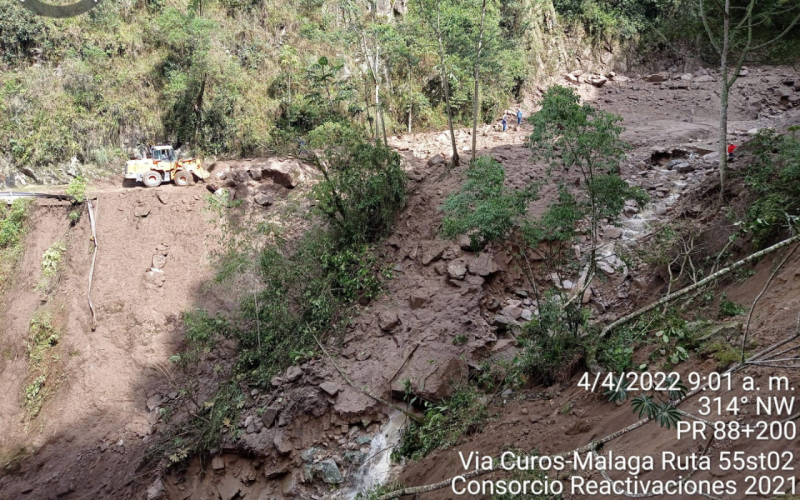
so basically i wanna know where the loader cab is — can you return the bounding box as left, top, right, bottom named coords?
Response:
left=151, top=146, right=175, bottom=162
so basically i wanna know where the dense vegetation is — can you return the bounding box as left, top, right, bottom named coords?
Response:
left=3, top=0, right=798, bottom=179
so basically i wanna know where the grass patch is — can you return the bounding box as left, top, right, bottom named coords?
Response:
left=700, top=340, right=741, bottom=370
left=37, top=240, right=66, bottom=293
left=23, top=308, right=61, bottom=419
left=0, top=198, right=32, bottom=294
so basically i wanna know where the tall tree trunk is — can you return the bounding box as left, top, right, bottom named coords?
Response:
left=717, top=0, right=731, bottom=202
left=471, top=0, right=487, bottom=162
left=437, top=34, right=459, bottom=166
left=377, top=84, right=388, bottom=145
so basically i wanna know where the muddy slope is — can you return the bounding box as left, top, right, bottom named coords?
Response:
left=0, top=65, right=799, bottom=500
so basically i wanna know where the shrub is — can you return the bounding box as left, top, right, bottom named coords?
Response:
left=515, top=297, right=590, bottom=385
left=0, top=1, right=49, bottom=64
left=737, top=131, right=800, bottom=246
left=66, top=176, right=88, bottom=204
left=441, top=156, right=538, bottom=249
left=308, top=123, right=407, bottom=247
left=393, top=385, right=487, bottom=461
left=0, top=199, right=32, bottom=292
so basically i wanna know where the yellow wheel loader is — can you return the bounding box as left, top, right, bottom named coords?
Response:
left=124, top=145, right=210, bottom=187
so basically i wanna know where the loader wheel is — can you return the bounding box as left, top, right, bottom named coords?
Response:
left=174, top=170, right=192, bottom=186
left=143, top=171, right=162, bottom=188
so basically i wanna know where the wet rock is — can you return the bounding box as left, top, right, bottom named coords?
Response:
left=597, top=255, right=628, bottom=277
left=344, top=450, right=366, bottom=464
left=273, top=431, right=293, bottom=455
left=378, top=310, right=400, bottom=331
left=447, top=259, right=467, bottom=280
left=261, top=407, right=279, bottom=428
left=320, top=381, right=340, bottom=397
left=468, top=253, right=499, bottom=276
left=409, top=291, right=429, bottom=309
left=300, top=447, right=319, bottom=463
left=254, top=193, right=273, bottom=206
left=313, top=458, right=344, bottom=484
left=355, top=435, right=373, bottom=445
left=146, top=478, right=166, bottom=500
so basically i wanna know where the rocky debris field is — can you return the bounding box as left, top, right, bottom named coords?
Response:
left=1, top=65, right=800, bottom=500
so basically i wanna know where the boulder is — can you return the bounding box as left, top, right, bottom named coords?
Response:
left=319, top=381, right=340, bottom=397
left=491, top=315, right=516, bottom=330
left=378, top=310, right=400, bottom=331
left=152, top=254, right=167, bottom=269
left=217, top=475, right=241, bottom=500
left=146, top=478, right=166, bottom=500
left=426, top=154, right=445, bottom=167
left=285, top=365, right=303, bottom=382
left=589, top=75, right=608, bottom=87
left=273, top=431, right=293, bottom=455
left=248, top=168, right=262, bottom=181
left=645, top=73, right=668, bottom=83
left=500, top=305, right=522, bottom=319
left=467, top=253, right=499, bottom=276
left=261, top=407, right=280, bottom=428
left=421, top=241, right=447, bottom=265
left=313, top=458, right=344, bottom=484
left=447, top=259, right=467, bottom=280
left=409, top=291, right=429, bottom=309
left=254, top=193, right=273, bottom=206
left=259, top=158, right=303, bottom=188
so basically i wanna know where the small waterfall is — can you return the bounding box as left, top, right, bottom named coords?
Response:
left=337, top=409, right=408, bottom=499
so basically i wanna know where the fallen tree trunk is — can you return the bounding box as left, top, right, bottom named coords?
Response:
left=586, top=233, right=800, bottom=372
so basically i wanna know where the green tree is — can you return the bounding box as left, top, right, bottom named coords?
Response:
left=528, top=85, right=647, bottom=291
left=410, top=0, right=463, bottom=167
left=697, top=0, right=800, bottom=199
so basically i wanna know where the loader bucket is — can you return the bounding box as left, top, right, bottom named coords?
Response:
left=193, top=166, right=211, bottom=180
